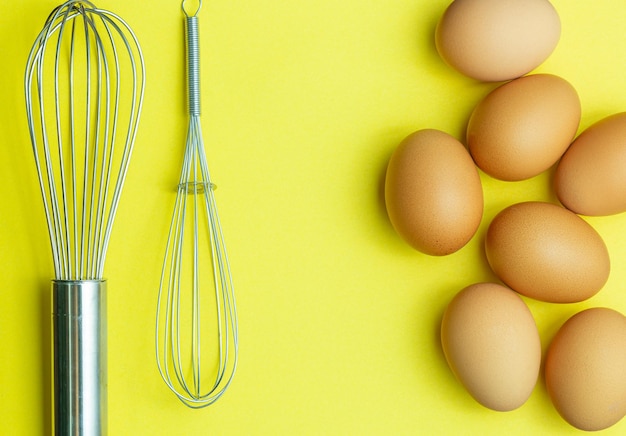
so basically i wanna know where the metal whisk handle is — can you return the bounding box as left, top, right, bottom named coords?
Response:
left=53, top=280, right=107, bottom=435
left=185, top=15, right=201, bottom=117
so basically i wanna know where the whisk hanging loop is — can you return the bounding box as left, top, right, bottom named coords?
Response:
left=182, top=0, right=203, bottom=18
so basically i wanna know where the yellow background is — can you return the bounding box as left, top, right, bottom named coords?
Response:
left=2, top=0, right=626, bottom=434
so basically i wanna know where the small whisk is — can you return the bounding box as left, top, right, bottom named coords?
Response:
left=156, top=0, right=238, bottom=408
left=25, top=1, right=144, bottom=433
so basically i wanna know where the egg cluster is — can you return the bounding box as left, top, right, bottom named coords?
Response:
left=384, top=0, right=626, bottom=432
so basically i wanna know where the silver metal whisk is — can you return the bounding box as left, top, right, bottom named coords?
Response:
left=25, top=1, right=145, bottom=433
left=156, top=0, right=238, bottom=408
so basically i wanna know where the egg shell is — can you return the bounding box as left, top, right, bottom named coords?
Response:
left=441, top=282, right=541, bottom=411
left=435, top=0, right=561, bottom=82
left=384, top=129, right=483, bottom=256
left=485, top=201, right=610, bottom=303
left=545, top=308, right=626, bottom=431
left=555, top=112, right=626, bottom=216
left=467, top=74, right=580, bottom=181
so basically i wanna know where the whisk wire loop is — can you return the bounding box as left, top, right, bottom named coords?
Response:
left=25, top=0, right=145, bottom=281
left=156, top=116, right=238, bottom=408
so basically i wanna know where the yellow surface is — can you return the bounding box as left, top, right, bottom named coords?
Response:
left=2, top=0, right=626, bottom=434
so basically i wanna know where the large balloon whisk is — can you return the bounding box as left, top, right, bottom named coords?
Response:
left=25, top=0, right=145, bottom=433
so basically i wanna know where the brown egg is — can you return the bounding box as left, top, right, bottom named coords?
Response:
left=384, top=129, right=483, bottom=255
left=467, top=74, right=581, bottom=181
left=435, top=0, right=561, bottom=82
left=546, top=308, right=626, bottom=431
left=485, top=201, right=610, bottom=303
left=555, top=112, right=626, bottom=216
left=441, top=282, right=541, bottom=411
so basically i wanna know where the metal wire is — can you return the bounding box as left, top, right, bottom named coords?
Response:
left=25, top=0, right=145, bottom=281
left=156, top=0, right=238, bottom=408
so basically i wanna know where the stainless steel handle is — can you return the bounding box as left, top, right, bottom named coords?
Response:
left=53, top=280, right=107, bottom=435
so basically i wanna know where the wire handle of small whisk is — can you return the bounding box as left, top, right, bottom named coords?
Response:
left=183, top=0, right=202, bottom=117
